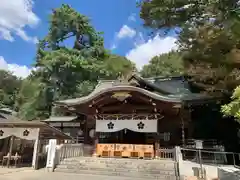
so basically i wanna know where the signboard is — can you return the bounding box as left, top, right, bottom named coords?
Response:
left=111, top=92, right=131, bottom=101
left=49, top=122, right=81, bottom=127
left=195, top=140, right=203, bottom=149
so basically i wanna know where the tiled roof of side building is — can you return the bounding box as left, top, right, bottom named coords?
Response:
left=43, top=116, right=78, bottom=122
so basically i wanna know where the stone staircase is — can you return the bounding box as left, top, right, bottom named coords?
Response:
left=54, top=157, right=178, bottom=179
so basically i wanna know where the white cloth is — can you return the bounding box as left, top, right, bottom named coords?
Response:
left=0, top=128, right=39, bottom=140
left=96, top=120, right=157, bottom=133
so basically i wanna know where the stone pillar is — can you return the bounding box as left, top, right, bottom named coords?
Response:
left=46, top=139, right=57, bottom=172
left=32, top=128, right=40, bottom=170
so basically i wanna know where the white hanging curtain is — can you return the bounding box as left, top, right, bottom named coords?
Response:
left=0, top=128, right=13, bottom=139
left=96, top=120, right=124, bottom=132
left=127, top=120, right=158, bottom=133
left=14, top=128, right=39, bottom=140
left=96, top=120, right=157, bottom=133
left=0, top=128, right=39, bottom=140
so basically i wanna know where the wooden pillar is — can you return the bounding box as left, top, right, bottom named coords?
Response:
left=32, top=128, right=40, bottom=170
left=7, top=136, right=14, bottom=168
left=181, top=109, right=186, bottom=147
left=154, top=133, right=160, bottom=158
left=92, top=132, right=99, bottom=157
left=84, top=118, right=88, bottom=144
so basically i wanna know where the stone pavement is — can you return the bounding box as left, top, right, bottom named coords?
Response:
left=0, top=168, right=151, bottom=180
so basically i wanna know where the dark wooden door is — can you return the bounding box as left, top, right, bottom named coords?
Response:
left=122, top=129, right=146, bottom=144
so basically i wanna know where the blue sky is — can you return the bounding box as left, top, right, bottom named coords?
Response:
left=0, top=0, right=177, bottom=78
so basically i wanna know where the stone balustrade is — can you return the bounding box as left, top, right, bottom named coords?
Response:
left=58, top=143, right=84, bottom=161
left=53, top=143, right=84, bottom=168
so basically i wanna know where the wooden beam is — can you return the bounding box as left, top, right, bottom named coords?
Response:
left=100, top=104, right=155, bottom=113
left=7, top=136, right=14, bottom=167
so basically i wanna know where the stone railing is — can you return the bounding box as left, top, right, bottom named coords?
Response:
left=156, top=148, right=175, bottom=160
left=57, top=143, right=84, bottom=163
left=45, top=141, right=84, bottom=171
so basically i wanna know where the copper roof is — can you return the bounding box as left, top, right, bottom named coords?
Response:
left=43, top=116, right=78, bottom=122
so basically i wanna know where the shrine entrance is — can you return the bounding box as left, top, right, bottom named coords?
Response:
left=95, top=114, right=159, bottom=158
left=99, top=129, right=147, bottom=144
left=121, top=129, right=146, bottom=144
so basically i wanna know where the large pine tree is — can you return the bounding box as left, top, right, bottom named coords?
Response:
left=139, top=0, right=240, bottom=95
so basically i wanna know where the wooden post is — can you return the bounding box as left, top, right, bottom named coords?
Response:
left=154, top=133, right=159, bottom=158
left=32, top=128, right=40, bottom=170
left=7, top=136, right=14, bottom=168
left=84, top=118, right=88, bottom=144
left=180, top=109, right=185, bottom=147
left=92, top=132, right=99, bottom=157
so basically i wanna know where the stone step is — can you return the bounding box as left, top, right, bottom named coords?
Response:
left=56, top=165, right=176, bottom=175
left=60, top=159, right=175, bottom=165
left=61, top=157, right=173, bottom=162
left=54, top=168, right=177, bottom=180
left=58, top=163, right=175, bottom=170
left=60, top=158, right=174, bottom=166
left=55, top=157, right=177, bottom=179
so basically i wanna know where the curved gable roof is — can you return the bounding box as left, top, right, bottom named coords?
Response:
left=56, top=74, right=216, bottom=107
left=56, top=85, right=182, bottom=106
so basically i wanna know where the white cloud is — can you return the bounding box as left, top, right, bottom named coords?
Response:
left=0, top=56, right=32, bottom=78
left=128, top=13, right=136, bottom=22
left=110, top=44, right=117, bottom=50
left=126, top=35, right=177, bottom=69
left=134, top=32, right=145, bottom=47
left=0, top=0, right=40, bottom=43
left=117, top=25, right=136, bottom=39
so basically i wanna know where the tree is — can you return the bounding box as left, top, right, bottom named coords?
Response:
left=221, top=85, right=240, bottom=122
left=139, top=0, right=240, bottom=95
left=16, top=78, right=51, bottom=120
left=140, top=51, right=184, bottom=78
left=0, top=70, right=22, bottom=109
left=16, top=4, right=135, bottom=120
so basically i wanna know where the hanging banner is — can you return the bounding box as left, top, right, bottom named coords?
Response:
left=96, top=120, right=157, bottom=133
left=0, top=128, right=39, bottom=140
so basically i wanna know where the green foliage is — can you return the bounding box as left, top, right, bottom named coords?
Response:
left=101, top=54, right=136, bottom=79
left=221, top=86, right=240, bottom=122
left=16, top=78, right=51, bottom=120
left=15, top=4, right=135, bottom=120
left=140, top=51, right=184, bottom=78
left=0, top=70, right=21, bottom=109
left=139, top=0, right=240, bottom=95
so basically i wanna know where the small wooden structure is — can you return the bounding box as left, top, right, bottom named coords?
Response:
left=43, top=116, right=84, bottom=143
left=0, top=116, right=72, bottom=169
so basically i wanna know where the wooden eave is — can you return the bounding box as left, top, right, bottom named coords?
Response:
left=55, top=85, right=182, bottom=107
left=0, top=119, right=73, bottom=140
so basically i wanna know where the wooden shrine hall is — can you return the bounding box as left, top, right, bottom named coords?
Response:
left=55, top=74, right=219, bottom=158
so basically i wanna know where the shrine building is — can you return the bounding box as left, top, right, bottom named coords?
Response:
left=53, top=74, right=229, bottom=158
